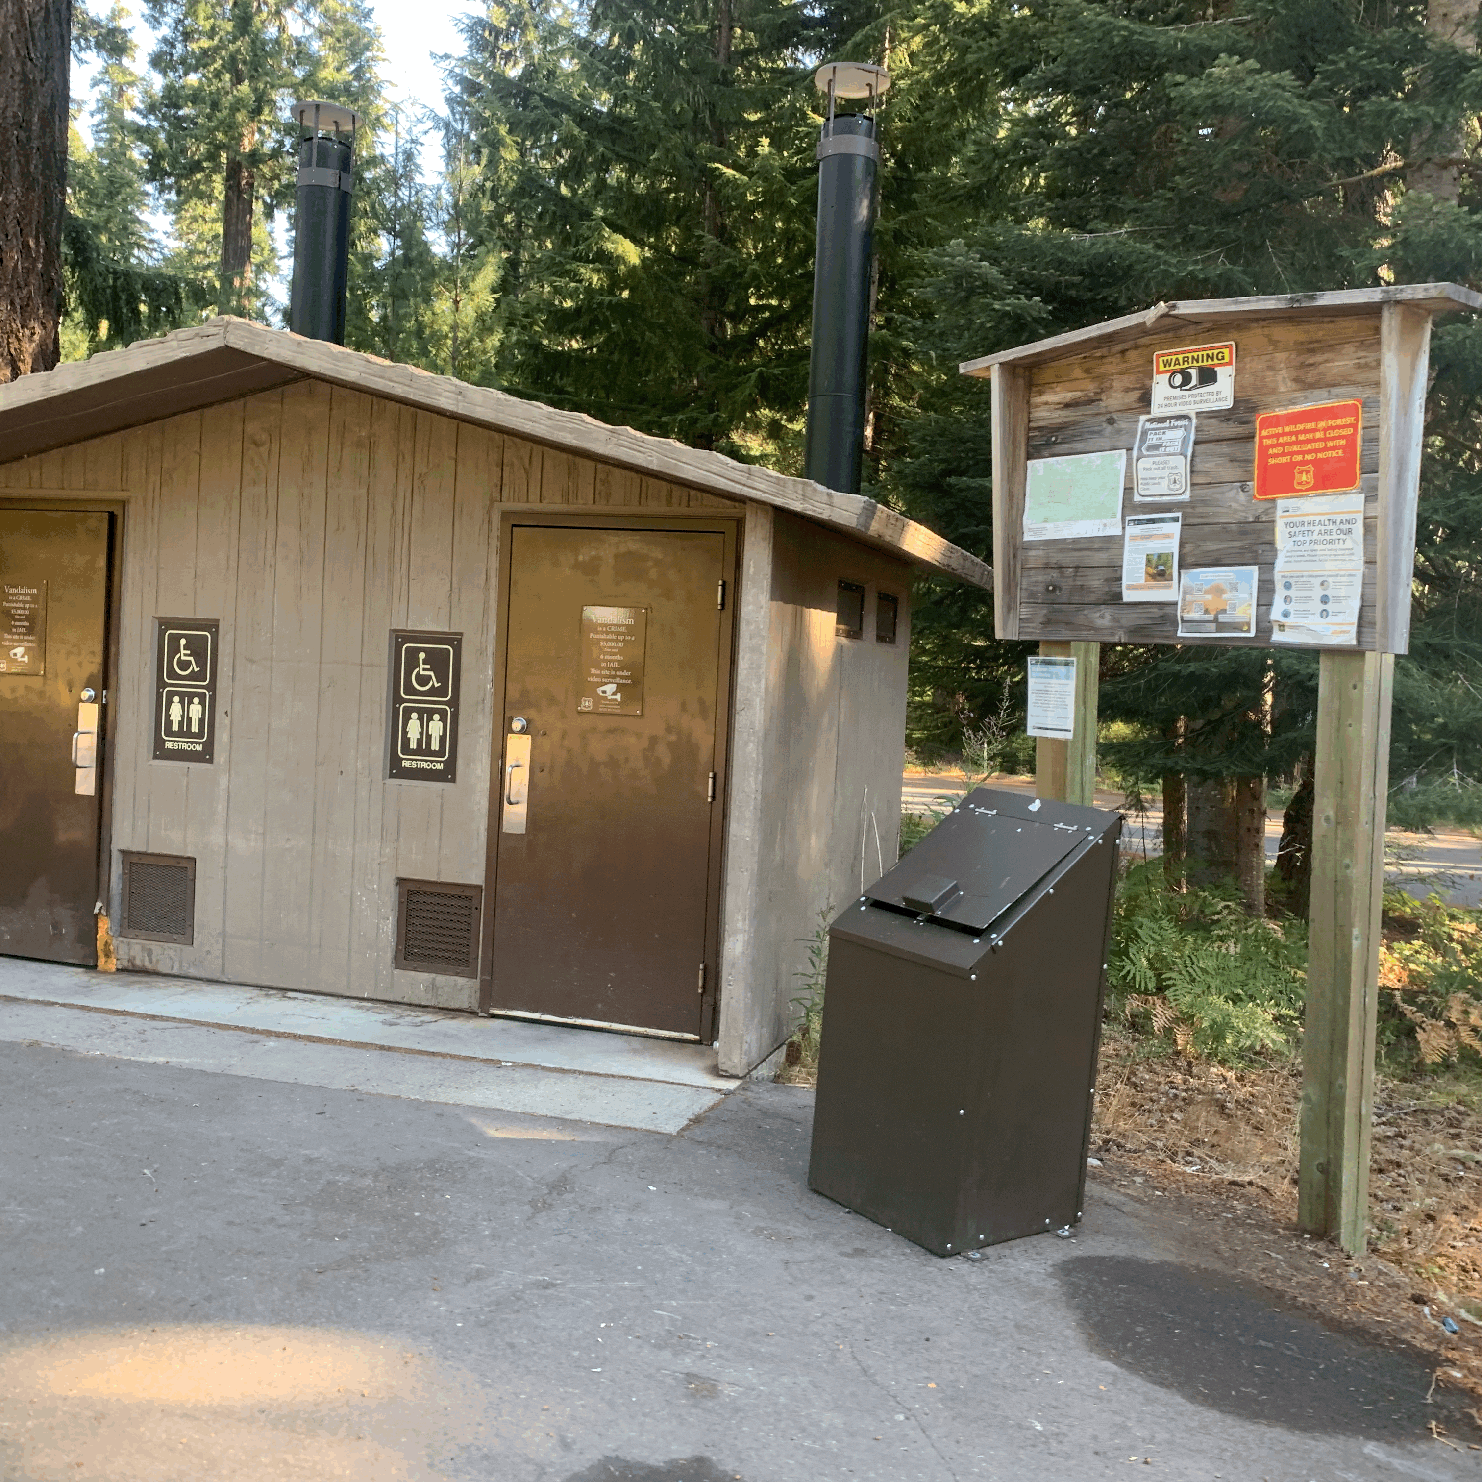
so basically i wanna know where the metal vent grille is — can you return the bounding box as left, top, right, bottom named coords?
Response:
left=395, top=879, right=481, bottom=978
left=120, top=852, right=196, bottom=945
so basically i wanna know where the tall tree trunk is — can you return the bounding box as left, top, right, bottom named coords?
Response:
left=1186, top=777, right=1239, bottom=886
left=1275, top=766, right=1315, bottom=919
left=694, top=0, right=732, bottom=437
left=0, top=0, right=70, bottom=381
left=1186, top=774, right=1266, bottom=914
left=1161, top=719, right=1186, bottom=889
left=1233, top=774, right=1266, bottom=916
left=219, top=151, right=256, bottom=317
left=1161, top=770, right=1186, bottom=889
left=1410, top=0, right=1480, bottom=201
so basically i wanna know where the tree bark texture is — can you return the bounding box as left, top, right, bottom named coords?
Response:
left=1186, top=774, right=1266, bottom=915
left=1161, top=769, right=1186, bottom=889
left=0, top=0, right=70, bottom=381
left=1275, top=769, right=1315, bottom=919
left=1410, top=0, right=1480, bottom=201
left=219, top=151, right=256, bottom=316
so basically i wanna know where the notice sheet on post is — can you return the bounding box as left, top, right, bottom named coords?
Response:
left=1121, top=513, right=1181, bottom=602
left=1022, top=450, right=1126, bottom=541
left=1270, top=492, right=1364, bottom=646
left=1026, top=656, right=1077, bottom=740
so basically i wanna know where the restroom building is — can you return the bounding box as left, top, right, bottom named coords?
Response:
left=0, top=317, right=990, bottom=1075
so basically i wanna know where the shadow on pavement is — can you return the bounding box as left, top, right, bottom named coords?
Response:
left=563, top=1459, right=738, bottom=1482
left=1057, top=1254, right=1475, bottom=1440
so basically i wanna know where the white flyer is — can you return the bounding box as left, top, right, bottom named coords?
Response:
left=1026, top=656, right=1077, bottom=740
left=1121, top=513, right=1181, bottom=602
left=1133, top=413, right=1195, bottom=501
left=1270, top=492, right=1364, bottom=645
left=1178, top=566, right=1258, bottom=639
left=1022, top=449, right=1126, bottom=540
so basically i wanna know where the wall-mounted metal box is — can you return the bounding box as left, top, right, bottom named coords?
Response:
left=808, top=787, right=1121, bottom=1256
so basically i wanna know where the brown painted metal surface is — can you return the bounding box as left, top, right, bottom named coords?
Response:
left=489, top=525, right=729, bottom=1037
left=0, top=509, right=111, bottom=963
left=808, top=788, right=1122, bottom=1256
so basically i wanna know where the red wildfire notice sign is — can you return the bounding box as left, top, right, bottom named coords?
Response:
left=1253, top=399, right=1363, bottom=500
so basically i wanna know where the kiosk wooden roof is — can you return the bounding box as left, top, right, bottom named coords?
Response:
left=962, top=283, right=1480, bottom=654
left=0, top=316, right=991, bottom=590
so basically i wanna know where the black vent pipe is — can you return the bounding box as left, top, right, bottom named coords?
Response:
left=290, top=100, right=360, bottom=345
left=804, top=63, right=889, bottom=496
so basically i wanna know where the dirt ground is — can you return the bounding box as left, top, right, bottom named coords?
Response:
left=1092, top=1027, right=1482, bottom=1431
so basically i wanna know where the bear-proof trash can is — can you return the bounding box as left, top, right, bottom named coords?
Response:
left=807, top=786, right=1122, bottom=1256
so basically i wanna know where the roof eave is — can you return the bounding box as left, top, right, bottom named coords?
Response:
left=958, top=282, right=1482, bottom=377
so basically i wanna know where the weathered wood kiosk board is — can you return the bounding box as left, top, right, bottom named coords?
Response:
left=965, top=284, right=1480, bottom=654
left=963, top=283, right=1482, bottom=1254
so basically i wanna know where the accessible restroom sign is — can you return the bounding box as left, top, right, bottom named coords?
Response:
left=388, top=631, right=461, bottom=782
left=153, top=618, right=218, bottom=762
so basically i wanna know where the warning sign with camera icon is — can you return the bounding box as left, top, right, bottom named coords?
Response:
left=1150, top=341, right=1235, bottom=414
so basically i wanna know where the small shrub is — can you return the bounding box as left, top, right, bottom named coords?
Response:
left=1379, top=889, right=1482, bottom=1069
left=1107, top=861, right=1308, bottom=1064
left=783, top=907, right=831, bottom=1077
left=899, top=807, right=947, bottom=856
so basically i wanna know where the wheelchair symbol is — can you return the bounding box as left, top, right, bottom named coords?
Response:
left=409, top=650, right=438, bottom=692
left=171, top=637, right=200, bottom=677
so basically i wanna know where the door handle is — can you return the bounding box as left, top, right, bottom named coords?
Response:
left=502, top=731, right=532, bottom=834
left=73, top=701, right=100, bottom=797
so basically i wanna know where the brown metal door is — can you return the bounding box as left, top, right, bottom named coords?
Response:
left=0, top=509, right=112, bottom=964
left=490, top=524, right=730, bottom=1037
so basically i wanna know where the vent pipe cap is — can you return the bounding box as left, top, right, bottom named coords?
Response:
left=813, top=62, right=890, bottom=100
left=292, top=99, right=361, bottom=137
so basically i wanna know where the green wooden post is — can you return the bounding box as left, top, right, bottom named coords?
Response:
left=1299, top=650, right=1394, bottom=1254
left=1035, top=640, right=1100, bottom=806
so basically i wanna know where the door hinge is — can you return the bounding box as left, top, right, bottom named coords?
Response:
left=707, top=770, right=717, bottom=803
left=697, top=962, right=707, bottom=995
left=717, top=579, right=726, bottom=610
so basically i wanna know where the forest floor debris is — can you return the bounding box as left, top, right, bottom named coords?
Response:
left=1092, top=1026, right=1482, bottom=1414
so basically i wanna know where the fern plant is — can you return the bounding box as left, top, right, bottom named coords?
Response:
left=1379, top=889, right=1482, bottom=1068
left=1108, top=862, right=1308, bottom=1063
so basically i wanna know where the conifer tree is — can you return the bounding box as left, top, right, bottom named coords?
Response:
left=144, top=0, right=308, bottom=315
left=872, top=0, right=1482, bottom=903
left=65, top=4, right=208, bottom=354
left=444, top=0, right=823, bottom=456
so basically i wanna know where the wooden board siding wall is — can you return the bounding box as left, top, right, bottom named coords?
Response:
left=0, top=377, right=737, bottom=1009
left=995, top=313, right=1385, bottom=649
left=717, top=509, right=910, bottom=1075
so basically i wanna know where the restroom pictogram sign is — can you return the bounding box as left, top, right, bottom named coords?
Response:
left=153, top=618, right=219, bottom=763
left=388, top=631, right=461, bottom=782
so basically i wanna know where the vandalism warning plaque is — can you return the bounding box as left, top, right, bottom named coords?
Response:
left=1254, top=399, right=1362, bottom=500
left=0, top=578, right=46, bottom=675
left=578, top=606, right=647, bottom=716
left=1150, top=342, right=1235, bottom=413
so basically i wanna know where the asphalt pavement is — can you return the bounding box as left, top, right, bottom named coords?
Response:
left=904, top=772, right=1482, bottom=908
left=2, top=1002, right=1478, bottom=1481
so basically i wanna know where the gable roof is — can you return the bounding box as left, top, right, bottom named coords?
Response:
left=0, top=316, right=991, bottom=590
left=959, top=282, right=1482, bottom=377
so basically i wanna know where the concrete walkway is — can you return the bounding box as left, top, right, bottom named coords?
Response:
left=1, top=1031, right=1475, bottom=1481
left=0, top=957, right=733, bottom=1134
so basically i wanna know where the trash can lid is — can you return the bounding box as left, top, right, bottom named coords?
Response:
left=868, top=791, right=1106, bottom=932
